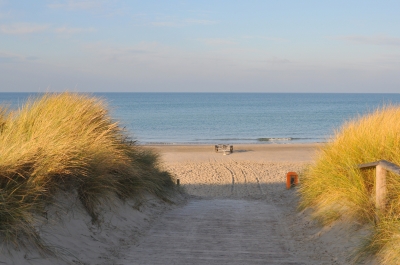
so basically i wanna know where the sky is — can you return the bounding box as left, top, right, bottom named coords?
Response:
left=1, top=1, right=400, bottom=93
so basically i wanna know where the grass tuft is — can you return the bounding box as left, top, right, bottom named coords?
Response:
left=0, top=93, right=175, bottom=250
left=298, top=105, right=400, bottom=263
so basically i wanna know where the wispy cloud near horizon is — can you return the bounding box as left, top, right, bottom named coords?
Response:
left=2, top=1, right=400, bottom=92
left=262, top=57, right=291, bottom=64
left=0, top=23, right=49, bottom=35
left=0, top=51, right=38, bottom=63
left=0, top=53, right=19, bottom=63
left=48, top=0, right=103, bottom=10
left=150, top=18, right=217, bottom=27
left=55, top=26, right=96, bottom=35
left=197, top=38, right=236, bottom=46
left=337, top=35, right=400, bottom=46
left=0, top=23, right=95, bottom=36
left=242, top=36, right=287, bottom=42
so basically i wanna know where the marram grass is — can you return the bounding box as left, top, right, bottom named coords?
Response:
left=0, top=93, right=174, bottom=249
left=298, top=105, right=400, bottom=264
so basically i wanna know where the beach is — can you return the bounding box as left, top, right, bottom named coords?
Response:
left=148, top=143, right=320, bottom=163
left=132, top=143, right=376, bottom=265
left=150, top=143, right=318, bottom=199
left=2, top=143, right=377, bottom=264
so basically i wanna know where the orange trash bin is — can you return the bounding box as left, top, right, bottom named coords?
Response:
left=286, top=172, right=299, bottom=189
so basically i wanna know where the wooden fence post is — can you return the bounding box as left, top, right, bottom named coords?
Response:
left=358, top=160, right=400, bottom=221
left=376, top=165, right=387, bottom=210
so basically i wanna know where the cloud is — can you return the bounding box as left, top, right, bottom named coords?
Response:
left=0, top=23, right=95, bottom=36
left=184, top=19, right=216, bottom=25
left=151, top=21, right=179, bottom=27
left=26, top=56, right=39, bottom=61
left=369, top=54, right=400, bottom=67
left=49, top=0, right=126, bottom=18
left=55, top=26, right=96, bottom=34
left=337, top=35, right=400, bottom=46
left=150, top=18, right=217, bottom=27
left=0, top=52, right=37, bottom=63
left=48, top=0, right=103, bottom=10
left=83, top=42, right=158, bottom=63
left=262, top=57, right=290, bottom=64
left=242, top=36, right=287, bottom=42
left=0, top=54, right=18, bottom=63
left=0, top=23, right=49, bottom=34
left=197, top=38, right=236, bottom=46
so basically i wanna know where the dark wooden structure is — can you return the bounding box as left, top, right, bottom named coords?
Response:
left=214, top=144, right=233, bottom=154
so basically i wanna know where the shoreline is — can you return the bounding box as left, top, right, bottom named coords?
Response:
left=143, top=143, right=323, bottom=163
left=139, top=141, right=326, bottom=145
left=138, top=141, right=327, bottom=146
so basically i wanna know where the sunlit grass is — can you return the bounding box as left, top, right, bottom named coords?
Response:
left=0, top=93, right=175, bottom=249
left=298, top=105, right=400, bottom=264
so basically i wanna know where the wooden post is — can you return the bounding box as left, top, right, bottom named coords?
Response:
left=358, top=160, right=400, bottom=220
left=376, top=165, right=387, bottom=210
left=177, top=179, right=180, bottom=186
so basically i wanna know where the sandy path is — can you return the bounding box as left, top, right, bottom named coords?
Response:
left=114, top=144, right=342, bottom=264
left=109, top=144, right=374, bottom=264
left=122, top=199, right=306, bottom=265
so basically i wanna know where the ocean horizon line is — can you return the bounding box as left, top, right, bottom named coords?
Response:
left=138, top=137, right=327, bottom=145
left=2, top=93, right=400, bottom=146
left=1, top=92, right=400, bottom=94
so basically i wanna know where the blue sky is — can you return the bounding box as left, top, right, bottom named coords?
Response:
left=1, top=0, right=400, bottom=92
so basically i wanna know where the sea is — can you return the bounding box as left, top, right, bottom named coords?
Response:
left=1, top=93, right=400, bottom=145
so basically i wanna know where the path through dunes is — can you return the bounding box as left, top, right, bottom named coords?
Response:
left=114, top=159, right=347, bottom=264
left=122, top=199, right=305, bottom=265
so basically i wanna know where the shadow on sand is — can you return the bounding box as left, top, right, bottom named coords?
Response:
left=176, top=182, right=299, bottom=203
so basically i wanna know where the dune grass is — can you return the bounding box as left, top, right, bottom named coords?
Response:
left=298, top=105, right=400, bottom=264
left=0, top=93, right=175, bottom=249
